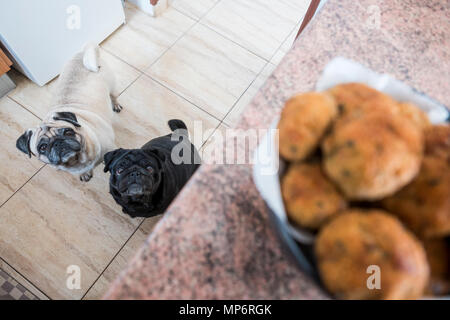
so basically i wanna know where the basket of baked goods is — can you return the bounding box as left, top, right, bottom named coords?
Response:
left=253, top=58, right=450, bottom=300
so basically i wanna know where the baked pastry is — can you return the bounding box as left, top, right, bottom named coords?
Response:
left=424, top=124, right=450, bottom=160
left=328, top=82, right=384, bottom=115
left=322, top=112, right=423, bottom=200
left=397, top=102, right=430, bottom=130
left=424, top=239, right=449, bottom=296
left=278, top=92, right=337, bottom=161
left=335, top=96, right=429, bottom=132
left=333, top=94, right=399, bottom=129
left=382, top=157, right=450, bottom=238
left=382, top=124, right=450, bottom=238
left=281, top=163, right=347, bottom=230
left=330, top=83, right=429, bottom=130
left=315, top=209, right=429, bottom=300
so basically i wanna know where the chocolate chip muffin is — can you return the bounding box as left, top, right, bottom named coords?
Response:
left=322, top=112, right=423, bottom=200
left=315, top=209, right=429, bottom=300
left=278, top=92, right=337, bottom=161
left=281, top=163, right=347, bottom=230
left=382, top=124, right=450, bottom=238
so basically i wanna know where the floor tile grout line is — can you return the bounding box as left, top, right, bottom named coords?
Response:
left=221, top=19, right=303, bottom=126
left=146, top=3, right=206, bottom=66
left=0, top=164, right=49, bottom=300
left=142, top=27, right=268, bottom=112
left=105, top=47, right=224, bottom=123
left=119, top=72, right=223, bottom=150
left=116, top=72, right=144, bottom=98
left=221, top=61, right=272, bottom=127
left=135, top=0, right=227, bottom=124
left=170, top=4, right=200, bottom=22
left=0, top=165, right=46, bottom=210
left=114, top=69, right=223, bottom=144
left=195, top=0, right=296, bottom=151
left=81, top=219, right=146, bottom=300
left=266, top=20, right=303, bottom=63
left=99, top=46, right=146, bottom=99
left=198, top=22, right=270, bottom=63
left=102, top=0, right=209, bottom=76
left=107, top=0, right=258, bottom=127
left=191, top=0, right=276, bottom=63
left=101, top=46, right=144, bottom=75
left=144, top=73, right=223, bottom=122
left=143, top=0, right=222, bottom=72
left=0, top=256, right=51, bottom=300
left=170, top=0, right=223, bottom=22
left=193, top=3, right=304, bottom=126
left=145, top=28, right=193, bottom=70
left=175, top=0, right=300, bottom=65
left=105, top=0, right=221, bottom=121
left=196, top=2, right=303, bottom=64
left=200, top=121, right=223, bottom=149
left=6, top=96, right=43, bottom=121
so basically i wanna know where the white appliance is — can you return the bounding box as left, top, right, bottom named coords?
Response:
left=0, top=0, right=125, bottom=86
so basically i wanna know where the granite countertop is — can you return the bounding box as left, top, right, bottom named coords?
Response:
left=106, top=0, right=450, bottom=299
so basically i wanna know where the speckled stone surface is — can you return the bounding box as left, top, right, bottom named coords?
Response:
left=106, top=0, right=450, bottom=299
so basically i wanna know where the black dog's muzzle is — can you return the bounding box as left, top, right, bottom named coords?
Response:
left=105, top=148, right=166, bottom=216
left=120, top=166, right=154, bottom=197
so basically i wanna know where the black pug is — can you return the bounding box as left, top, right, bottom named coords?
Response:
left=104, top=119, right=201, bottom=218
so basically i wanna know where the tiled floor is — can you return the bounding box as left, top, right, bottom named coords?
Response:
left=0, top=0, right=308, bottom=299
left=0, top=267, right=38, bottom=300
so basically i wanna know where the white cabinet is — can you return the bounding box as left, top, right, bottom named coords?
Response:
left=0, top=0, right=125, bottom=86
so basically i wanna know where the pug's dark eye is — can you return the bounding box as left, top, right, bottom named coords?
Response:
left=64, top=129, right=75, bottom=136
left=116, top=167, right=124, bottom=175
left=39, top=144, right=48, bottom=153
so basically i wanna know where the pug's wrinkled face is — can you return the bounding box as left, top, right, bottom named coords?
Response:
left=104, top=149, right=162, bottom=208
left=34, top=126, right=82, bottom=166
left=16, top=111, right=84, bottom=169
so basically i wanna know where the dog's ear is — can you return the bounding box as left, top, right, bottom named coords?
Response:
left=104, top=149, right=126, bottom=173
left=53, top=112, right=81, bottom=128
left=16, top=130, right=33, bottom=158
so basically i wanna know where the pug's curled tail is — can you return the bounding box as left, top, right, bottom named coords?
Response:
left=168, top=119, right=190, bottom=138
left=82, top=42, right=100, bottom=73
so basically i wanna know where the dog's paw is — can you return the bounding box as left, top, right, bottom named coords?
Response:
left=113, top=103, right=123, bottom=113
left=79, top=171, right=93, bottom=182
